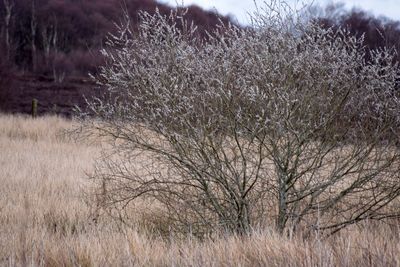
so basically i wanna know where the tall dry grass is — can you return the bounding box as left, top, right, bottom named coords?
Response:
left=0, top=114, right=399, bottom=266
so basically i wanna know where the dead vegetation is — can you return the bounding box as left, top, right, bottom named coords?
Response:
left=0, top=114, right=399, bottom=266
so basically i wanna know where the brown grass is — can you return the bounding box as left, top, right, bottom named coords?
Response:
left=0, top=114, right=399, bottom=266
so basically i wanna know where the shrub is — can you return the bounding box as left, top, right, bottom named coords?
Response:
left=80, top=4, right=400, bottom=237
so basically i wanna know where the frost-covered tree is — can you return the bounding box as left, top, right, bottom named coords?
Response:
left=80, top=4, right=400, bottom=236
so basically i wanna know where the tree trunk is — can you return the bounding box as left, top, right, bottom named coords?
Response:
left=31, top=0, right=37, bottom=72
left=236, top=200, right=250, bottom=234
left=3, top=0, right=13, bottom=60
left=276, top=169, right=288, bottom=234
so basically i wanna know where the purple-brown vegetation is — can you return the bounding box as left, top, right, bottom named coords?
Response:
left=0, top=50, right=13, bottom=111
left=2, top=0, right=231, bottom=73
left=0, top=0, right=232, bottom=115
left=316, top=4, right=400, bottom=63
left=0, top=1, right=400, bottom=116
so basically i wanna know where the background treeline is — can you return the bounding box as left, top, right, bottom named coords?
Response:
left=315, top=3, right=400, bottom=63
left=0, top=1, right=399, bottom=115
left=0, top=0, right=232, bottom=114
left=1, top=1, right=400, bottom=79
left=0, top=0, right=231, bottom=77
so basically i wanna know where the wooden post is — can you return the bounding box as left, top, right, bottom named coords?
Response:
left=31, top=98, right=38, bottom=118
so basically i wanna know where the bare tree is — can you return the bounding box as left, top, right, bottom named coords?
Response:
left=41, top=16, right=57, bottom=65
left=40, top=16, right=63, bottom=82
left=2, top=0, right=14, bottom=60
left=79, top=5, right=400, bottom=236
left=30, top=0, right=37, bottom=72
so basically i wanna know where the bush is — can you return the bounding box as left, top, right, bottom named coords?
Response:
left=80, top=5, right=400, bottom=237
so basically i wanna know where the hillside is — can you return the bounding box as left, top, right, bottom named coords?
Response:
left=0, top=0, right=233, bottom=116
left=0, top=1, right=400, bottom=116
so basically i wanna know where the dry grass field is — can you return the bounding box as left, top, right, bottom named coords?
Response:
left=0, top=114, right=399, bottom=266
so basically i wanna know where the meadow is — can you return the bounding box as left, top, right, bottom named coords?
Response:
left=0, top=114, right=399, bottom=266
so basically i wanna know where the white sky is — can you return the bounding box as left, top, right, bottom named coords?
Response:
left=160, top=0, right=400, bottom=25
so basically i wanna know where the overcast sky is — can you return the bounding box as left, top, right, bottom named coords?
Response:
left=160, top=0, right=400, bottom=25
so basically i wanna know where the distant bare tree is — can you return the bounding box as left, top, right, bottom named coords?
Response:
left=2, top=0, right=14, bottom=60
left=80, top=4, right=400, bottom=236
left=30, top=0, right=37, bottom=72
left=41, top=16, right=57, bottom=65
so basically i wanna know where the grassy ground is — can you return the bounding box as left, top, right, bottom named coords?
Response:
left=0, top=114, right=399, bottom=266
